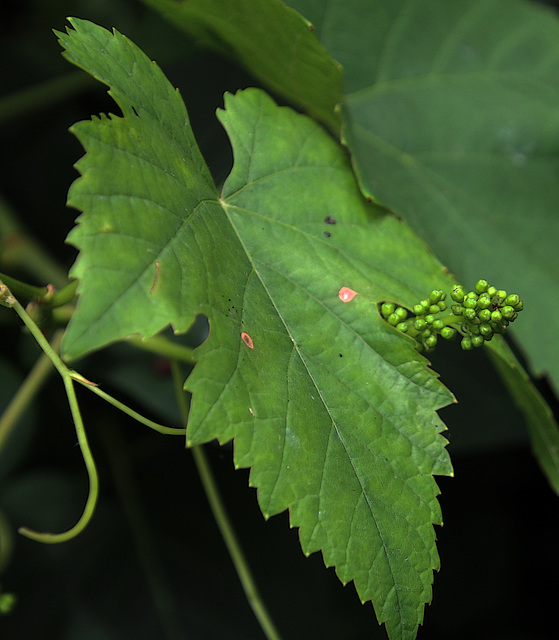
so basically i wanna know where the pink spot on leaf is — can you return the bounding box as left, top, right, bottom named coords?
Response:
left=338, top=287, right=358, bottom=302
left=241, top=332, right=254, bottom=349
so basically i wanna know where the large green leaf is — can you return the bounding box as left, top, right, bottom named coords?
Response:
left=139, top=0, right=342, bottom=131
left=140, top=0, right=559, bottom=494
left=58, top=18, right=455, bottom=639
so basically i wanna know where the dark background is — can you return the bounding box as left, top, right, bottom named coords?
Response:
left=1, top=1, right=558, bottom=638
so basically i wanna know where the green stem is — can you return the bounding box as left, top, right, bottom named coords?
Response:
left=0, top=283, right=194, bottom=545
left=100, top=425, right=185, bottom=640
left=0, top=71, right=97, bottom=124
left=0, top=507, right=14, bottom=574
left=70, top=372, right=186, bottom=436
left=0, top=195, right=68, bottom=288
left=1, top=287, right=99, bottom=544
left=18, top=370, right=99, bottom=544
left=0, top=331, right=62, bottom=453
left=51, top=280, right=79, bottom=307
left=125, top=334, right=197, bottom=365
left=8, top=296, right=68, bottom=377
left=0, top=271, right=47, bottom=301
left=170, top=362, right=282, bottom=640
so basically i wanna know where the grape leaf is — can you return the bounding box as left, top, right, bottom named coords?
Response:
left=139, top=0, right=342, bottom=131
left=138, top=0, right=559, bottom=497
left=58, top=18, right=455, bottom=640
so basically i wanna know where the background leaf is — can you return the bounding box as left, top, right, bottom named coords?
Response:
left=139, top=0, right=343, bottom=132
left=59, top=18, right=458, bottom=639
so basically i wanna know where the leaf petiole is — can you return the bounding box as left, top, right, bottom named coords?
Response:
left=70, top=371, right=186, bottom=436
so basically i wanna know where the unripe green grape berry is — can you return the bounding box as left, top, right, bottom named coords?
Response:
left=437, top=300, right=447, bottom=311
left=425, top=314, right=435, bottom=325
left=432, top=319, right=444, bottom=331
left=440, top=326, right=456, bottom=340
left=501, top=305, right=516, bottom=320
left=506, top=294, right=520, bottom=307
left=463, top=308, right=476, bottom=321
left=491, top=310, right=503, bottom=323
left=451, top=304, right=463, bottom=316
left=388, top=312, right=400, bottom=326
left=479, top=323, right=493, bottom=337
left=477, top=294, right=491, bottom=309
left=424, top=334, right=437, bottom=349
left=469, top=324, right=480, bottom=335
left=429, top=289, right=444, bottom=303
left=413, top=303, right=425, bottom=316
left=461, top=337, right=473, bottom=351
left=497, top=290, right=507, bottom=302
left=414, top=318, right=427, bottom=331
left=471, top=335, right=484, bottom=348
left=420, top=299, right=430, bottom=310
left=513, top=299, right=524, bottom=312
left=396, top=322, right=409, bottom=332
left=421, top=329, right=432, bottom=339
left=429, top=304, right=441, bottom=314
left=478, top=309, right=491, bottom=322
left=395, top=307, right=408, bottom=321
left=463, top=297, right=478, bottom=309
left=487, top=286, right=497, bottom=297
left=451, top=286, right=465, bottom=302
left=381, top=302, right=396, bottom=318
left=475, top=279, right=489, bottom=294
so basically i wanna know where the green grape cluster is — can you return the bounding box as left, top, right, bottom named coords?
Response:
left=380, top=279, right=523, bottom=353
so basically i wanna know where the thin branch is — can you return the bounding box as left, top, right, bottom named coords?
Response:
left=170, top=361, right=283, bottom=640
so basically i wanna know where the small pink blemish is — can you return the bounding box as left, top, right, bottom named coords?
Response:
left=338, top=287, right=358, bottom=303
left=241, top=332, right=254, bottom=349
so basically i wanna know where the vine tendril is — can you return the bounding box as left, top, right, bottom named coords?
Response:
left=0, top=278, right=185, bottom=543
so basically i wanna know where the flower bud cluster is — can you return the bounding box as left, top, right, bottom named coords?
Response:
left=448, top=280, right=523, bottom=350
left=380, top=279, right=523, bottom=353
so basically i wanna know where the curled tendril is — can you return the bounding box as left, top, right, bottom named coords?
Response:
left=380, top=279, right=524, bottom=353
left=0, top=279, right=185, bottom=544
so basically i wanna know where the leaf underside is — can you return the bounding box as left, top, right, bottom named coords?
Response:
left=139, top=0, right=343, bottom=132
left=58, top=18, right=455, bottom=640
